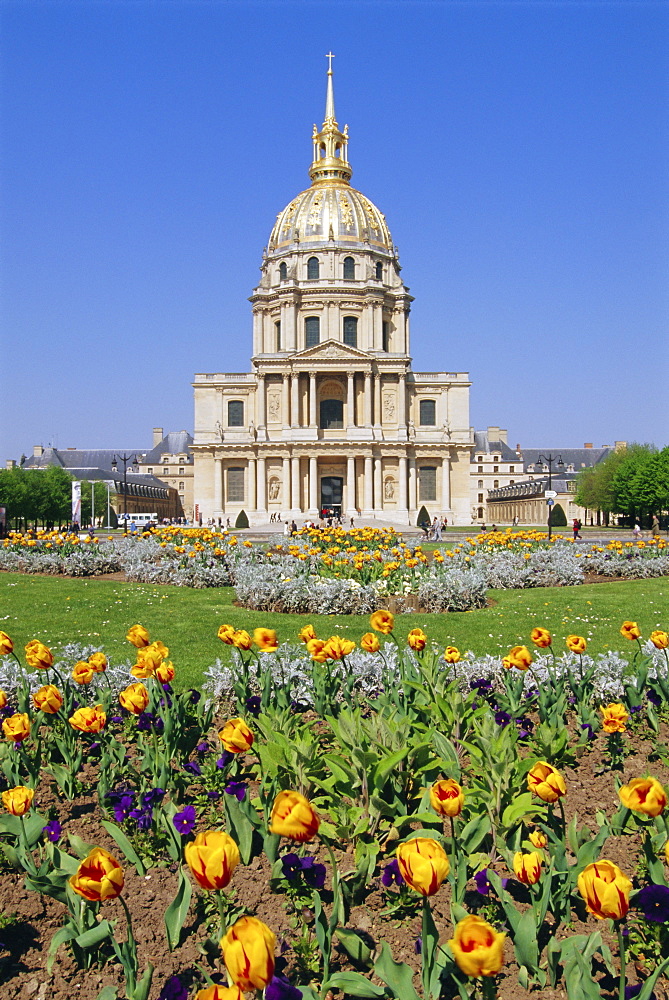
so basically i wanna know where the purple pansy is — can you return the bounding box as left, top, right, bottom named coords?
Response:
left=157, top=975, right=189, bottom=1000
left=224, top=780, right=247, bottom=801
left=173, top=804, right=197, bottom=836
left=43, top=819, right=62, bottom=843
left=633, top=884, right=669, bottom=923
left=381, top=858, right=404, bottom=888
left=265, top=976, right=302, bottom=1000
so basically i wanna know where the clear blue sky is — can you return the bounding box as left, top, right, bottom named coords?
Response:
left=1, top=0, right=667, bottom=463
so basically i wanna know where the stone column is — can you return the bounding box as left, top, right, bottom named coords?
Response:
left=347, top=372, right=355, bottom=427
left=374, top=455, right=382, bottom=512
left=248, top=457, right=256, bottom=512
left=409, top=457, right=417, bottom=511
left=282, top=374, right=290, bottom=428
left=398, top=374, right=407, bottom=431
left=309, top=456, right=318, bottom=511
left=257, top=456, right=267, bottom=512
left=398, top=456, right=408, bottom=511
left=309, top=373, right=317, bottom=427
left=282, top=456, right=290, bottom=509
left=346, top=455, right=356, bottom=513
left=364, top=455, right=373, bottom=512
left=373, top=374, right=381, bottom=428
left=214, top=457, right=223, bottom=512
left=364, top=373, right=372, bottom=427
left=291, top=374, right=300, bottom=428
left=256, top=374, right=266, bottom=428
left=291, top=456, right=300, bottom=510
left=441, top=456, right=451, bottom=510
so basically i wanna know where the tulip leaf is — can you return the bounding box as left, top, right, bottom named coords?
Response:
left=24, top=872, right=70, bottom=904
left=75, top=919, right=114, bottom=949
left=335, top=927, right=373, bottom=967
left=164, top=868, right=192, bottom=951
left=325, top=972, right=386, bottom=997
left=458, top=811, right=491, bottom=853
left=500, top=792, right=541, bottom=829
left=68, top=832, right=95, bottom=859
left=47, top=924, right=78, bottom=972
left=373, top=941, right=422, bottom=1000
left=511, top=909, right=539, bottom=973
left=634, top=954, right=669, bottom=1000
left=223, top=793, right=256, bottom=865
left=100, top=820, right=146, bottom=877
left=95, top=988, right=118, bottom=1000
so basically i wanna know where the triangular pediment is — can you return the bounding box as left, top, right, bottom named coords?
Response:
left=292, top=339, right=372, bottom=361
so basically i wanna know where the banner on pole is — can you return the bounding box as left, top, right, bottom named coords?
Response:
left=71, top=481, right=81, bottom=526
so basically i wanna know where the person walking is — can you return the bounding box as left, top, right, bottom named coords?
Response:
left=652, top=514, right=660, bottom=538
left=572, top=518, right=581, bottom=540
left=633, top=521, right=642, bottom=540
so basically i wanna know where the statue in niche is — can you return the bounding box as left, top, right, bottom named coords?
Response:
left=268, top=478, right=281, bottom=501
left=408, top=419, right=416, bottom=441
left=249, top=420, right=256, bottom=440
left=384, top=478, right=396, bottom=500
left=214, top=421, right=224, bottom=442
left=268, top=394, right=281, bottom=421
left=383, top=394, right=396, bottom=421
left=442, top=421, right=452, bottom=441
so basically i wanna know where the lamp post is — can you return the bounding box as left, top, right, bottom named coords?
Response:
left=537, top=453, right=564, bottom=540
left=112, top=453, right=136, bottom=534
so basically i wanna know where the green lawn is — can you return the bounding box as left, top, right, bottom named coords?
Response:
left=1, top=572, right=665, bottom=689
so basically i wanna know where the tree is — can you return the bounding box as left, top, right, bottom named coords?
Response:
left=0, top=466, right=74, bottom=529
left=551, top=502, right=567, bottom=527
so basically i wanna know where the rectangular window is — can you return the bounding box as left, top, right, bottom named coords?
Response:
left=343, top=316, right=358, bottom=347
left=382, top=321, right=390, bottom=352
left=478, top=465, right=483, bottom=473
left=147, top=468, right=153, bottom=474
left=419, top=399, right=436, bottom=426
left=179, top=467, right=184, bottom=474
left=510, top=465, right=515, bottom=473
left=179, top=482, right=184, bottom=491
left=478, top=480, right=483, bottom=488
left=163, top=467, right=169, bottom=475
left=275, top=320, right=281, bottom=351
left=227, top=467, right=244, bottom=503
left=478, top=493, right=484, bottom=503
left=493, top=465, right=499, bottom=473
left=228, top=400, right=244, bottom=426
left=305, top=316, right=320, bottom=347
left=419, top=466, right=437, bottom=502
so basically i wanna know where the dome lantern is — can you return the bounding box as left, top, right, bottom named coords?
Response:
left=309, top=53, right=352, bottom=186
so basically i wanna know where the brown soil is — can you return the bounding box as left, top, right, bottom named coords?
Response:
left=2, top=718, right=668, bottom=1000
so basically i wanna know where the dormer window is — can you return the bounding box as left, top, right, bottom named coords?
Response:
left=279, top=262, right=287, bottom=281
left=307, top=256, right=320, bottom=280
left=343, top=256, right=355, bottom=279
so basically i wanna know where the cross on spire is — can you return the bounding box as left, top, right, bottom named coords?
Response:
left=326, top=51, right=335, bottom=73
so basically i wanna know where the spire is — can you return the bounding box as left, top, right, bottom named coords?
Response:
left=325, top=51, right=336, bottom=124
left=309, top=54, right=352, bottom=186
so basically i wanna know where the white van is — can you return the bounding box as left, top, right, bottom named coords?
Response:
left=117, top=512, right=158, bottom=530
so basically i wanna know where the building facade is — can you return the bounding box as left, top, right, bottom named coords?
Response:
left=193, top=64, right=472, bottom=525
left=470, top=427, right=520, bottom=523
left=137, top=429, right=194, bottom=520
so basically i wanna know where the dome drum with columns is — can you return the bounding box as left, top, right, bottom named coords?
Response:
left=193, top=59, right=473, bottom=525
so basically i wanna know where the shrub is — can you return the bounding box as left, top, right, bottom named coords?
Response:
left=551, top=503, right=567, bottom=527
left=416, top=505, right=430, bottom=528
left=235, top=509, right=249, bottom=529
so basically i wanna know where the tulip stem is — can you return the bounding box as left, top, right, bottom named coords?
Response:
left=616, top=921, right=627, bottom=1000
left=481, top=977, right=498, bottom=999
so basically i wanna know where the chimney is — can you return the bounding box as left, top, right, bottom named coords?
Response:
left=614, top=440, right=627, bottom=451
left=153, top=427, right=164, bottom=447
left=498, top=428, right=508, bottom=444
left=487, top=426, right=500, bottom=442
left=516, top=443, right=521, bottom=455
left=33, top=445, right=44, bottom=458
left=584, top=443, right=593, bottom=449
left=5, top=459, right=16, bottom=469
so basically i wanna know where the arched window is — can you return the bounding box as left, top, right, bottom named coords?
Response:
left=227, top=467, right=244, bottom=503
left=382, top=321, right=390, bottom=352
left=343, top=256, right=355, bottom=279
left=343, top=316, right=358, bottom=348
left=279, top=262, right=287, bottom=281
left=305, top=316, right=320, bottom=347
left=228, top=401, right=244, bottom=427
left=478, top=479, right=483, bottom=489
left=419, top=399, right=436, bottom=426
left=275, top=321, right=281, bottom=351
left=375, top=261, right=383, bottom=281
left=307, top=256, right=320, bottom=279
left=320, top=399, right=343, bottom=429
left=419, top=466, right=437, bottom=502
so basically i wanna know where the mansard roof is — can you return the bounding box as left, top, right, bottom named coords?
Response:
left=142, top=430, right=194, bottom=464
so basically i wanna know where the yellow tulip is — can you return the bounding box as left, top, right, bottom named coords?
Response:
left=599, top=703, right=628, bottom=733
left=513, top=851, right=542, bottom=885
left=69, top=847, right=124, bottom=902
left=184, top=830, right=240, bottom=890
left=370, top=609, right=394, bottom=634
left=650, top=630, right=668, bottom=649
left=527, top=761, right=566, bottom=802
left=618, top=776, right=666, bottom=817
left=620, top=621, right=641, bottom=641
left=530, top=627, right=552, bottom=648
left=219, top=718, right=254, bottom=753
left=217, top=624, right=236, bottom=644
left=505, top=645, right=532, bottom=670
left=443, top=646, right=461, bottom=663
left=429, top=778, right=464, bottom=818
left=298, top=624, right=317, bottom=643
left=407, top=628, right=427, bottom=652
left=119, top=683, right=150, bottom=715
left=220, top=915, right=276, bottom=990
left=88, top=652, right=107, bottom=672
left=33, top=684, right=63, bottom=714
left=449, top=914, right=506, bottom=977
left=24, top=640, right=54, bottom=670
left=396, top=837, right=450, bottom=896
left=126, top=624, right=150, bottom=648
left=72, top=660, right=95, bottom=685
left=232, top=630, right=253, bottom=651
left=566, top=635, right=587, bottom=654
left=270, top=790, right=320, bottom=842
left=69, top=704, right=106, bottom=733
left=253, top=628, right=279, bottom=652
left=577, top=860, right=631, bottom=920
left=2, top=712, right=31, bottom=743
left=2, top=785, right=34, bottom=816
left=0, top=631, right=14, bottom=656
left=360, top=632, right=380, bottom=652
left=528, top=829, right=547, bottom=849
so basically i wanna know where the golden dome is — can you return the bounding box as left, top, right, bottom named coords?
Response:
left=268, top=57, right=393, bottom=253
left=270, top=185, right=392, bottom=251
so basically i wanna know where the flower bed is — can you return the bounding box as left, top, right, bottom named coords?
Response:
left=1, top=618, right=669, bottom=999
